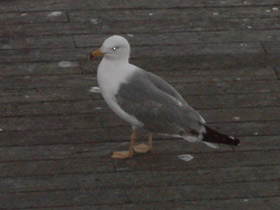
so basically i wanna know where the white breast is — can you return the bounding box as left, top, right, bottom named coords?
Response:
left=97, top=59, right=144, bottom=127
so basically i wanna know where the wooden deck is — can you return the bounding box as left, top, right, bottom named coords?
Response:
left=1, top=0, right=280, bottom=209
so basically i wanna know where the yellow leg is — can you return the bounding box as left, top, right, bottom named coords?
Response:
left=111, top=130, right=136, bottom=159
left=133, top=133, right=153, bottom=153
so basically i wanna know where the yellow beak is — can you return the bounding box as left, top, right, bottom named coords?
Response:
left=89, top=49, right=104, bottom=59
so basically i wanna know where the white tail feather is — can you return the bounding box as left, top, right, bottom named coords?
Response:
left=203, top=141, right=219, bottom=149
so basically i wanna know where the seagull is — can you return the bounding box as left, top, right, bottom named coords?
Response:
left=90, top=35, right=240, bottom=159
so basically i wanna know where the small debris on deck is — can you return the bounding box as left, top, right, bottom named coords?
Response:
left=178, top=154, right=194, bottom=162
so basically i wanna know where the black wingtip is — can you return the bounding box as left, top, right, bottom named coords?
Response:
left=203, top=126, right=240, bottom=146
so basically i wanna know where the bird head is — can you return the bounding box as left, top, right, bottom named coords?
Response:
left=90, top=35, right=130, bottom=61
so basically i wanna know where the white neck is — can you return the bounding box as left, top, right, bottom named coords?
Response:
left=97, top=57, right=136, bottom=98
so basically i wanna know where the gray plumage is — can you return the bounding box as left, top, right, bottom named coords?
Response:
left=116, top=68, right=205, bottom=136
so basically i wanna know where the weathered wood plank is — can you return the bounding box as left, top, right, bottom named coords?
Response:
left=0, top=114, right=101, bottom=131
left=155, top=69, right=278, bottom=83
left=263, top=41, right=280, bottom=53
left=1, top=100, right=105, bottom=117
left=0, top=75, right=95, bottom=89
left=0, top=11, right=68, bottom=25
left=83, top=54, right=270, bottom=73
left=1, top=134, right=280, bottom=162
left=132, top=42, right=264, bottom=56
left=125, top=181, right=280, bottom=203
left=267, top=53, right=280, bottom=67
left=184, top=92, right=280, bottom=109
left=75, top=30, right=280, bottom=47
left=0, top=189, right=127, bottom=209
left=1, top=0, right=280, bottom=12
left=0, top=88, right=94, bottom=104
left=174, top=80, right=280, bottom=94
left=0, top=120, right=279, bottom=147
left=0, top=127, right=131, bottom=147
left=1, top=18, right=280, bottom=37
left=275, top=66, right=280, bottom=79
left=211, top=121, right=280, bottom=136
left=69, top=6, right=280, bottom=22
left=0, top=36, right=74, bottom=50
left=199, top=107, right=280, bottom=123
left=117, top=150, right=280, bottom=172
left=132, top=54, right=270, bottom=70
left=0, top=157, right=114, bottom=178
left=0, top=61, right=81, bottom=76
left=0, top=166, right=278, bottom=193
left=39, top=197, right=280, bottom=210
left=0, top=43, right=264, bottom=63
left=0, top=48, right=88, bottom=63
left=0, top=149, right=279, bottom=178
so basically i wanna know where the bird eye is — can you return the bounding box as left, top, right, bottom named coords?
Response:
left=112, top=46, right=118, bottom=51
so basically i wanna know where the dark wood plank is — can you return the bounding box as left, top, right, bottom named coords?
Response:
left=211, top=121, right=280, bottom=136
left=0, top=36, right=74, bottom=50
left=274, top=66, right=280, bottom=79
left=267, top=53, right=280, bottom=67
left=83, top=54, right=271, bottom=73
left=1, top=18, right=280, bottom=37
left=0, top=189, right=127, bottom=209
left=0, top=88, right=94, bottom=104
left=0, top=166, right=278, bottom=193
left=0, top=75, right=95, bottom=89
left=0, top=127, right=132, bottom=147
left=0, top=122, right=279, bottom=148
left=1, top=0, right=280, bottom=11
left=75, top=30, right=280, bottom=47
left=184, top=92, right=280, bottom=109
left=0, top=114, right=101, bottom=131
left=117, top=150, right=280, bottom=172
left=0, top=43, right=264, bottom=63
left=1, top=100, right=105, bottom=117
left=1, top=135, right=280, bottom=162
left=0, top=157, right=114, bottom=178
left=38, top=197, right=280, bottom=210
left=0, top=149, right=279, bottom=177
left=199, top=107, right=280, bottom=123
left=263, top=41, right=280, bottom=53
left=69, top=6, right=280, bottom=22
left=155, top=70, right=278, bottom=83
left=0, top=48, right=89, bottom=63
left=0, top=11, right=68, bottom=25
left=132, top=54, right=271, bottom=70
left=0, top=61, right=81, bottom=76
left=125, top=181, right=280, bottom=203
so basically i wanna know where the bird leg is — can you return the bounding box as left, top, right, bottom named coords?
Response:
left=111, top=130, right=136, bottom=159
left=133, top=133, right=153, bottom=153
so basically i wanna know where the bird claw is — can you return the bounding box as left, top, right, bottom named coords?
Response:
left=111, top=151, right=133, bottom=159
left=133, top=143, right=153, bottom=153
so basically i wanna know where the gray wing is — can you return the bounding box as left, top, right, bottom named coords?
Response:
left=116, top=69, right=205, bottom=135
